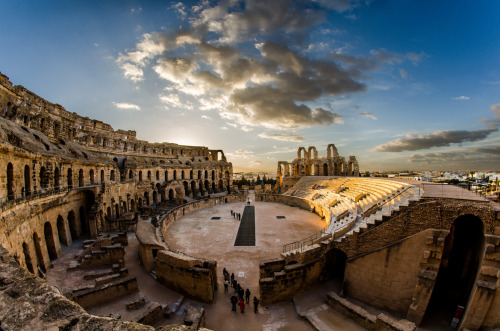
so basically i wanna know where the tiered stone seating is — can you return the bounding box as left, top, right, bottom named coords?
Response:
left=281, top=177, right=423, bottom=253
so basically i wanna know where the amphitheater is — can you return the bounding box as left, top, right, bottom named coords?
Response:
left=0, top=71, right=499, bottom=331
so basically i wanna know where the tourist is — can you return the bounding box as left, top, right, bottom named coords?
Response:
left=231, top=210, right=233, bottom=216
left=245, top=288, right=251, bottom=303
left=238, top=287, right=244, bottom=300
left=253, top=296, right=260, bottom=313
left=230, top=295, right=238, bottom=311
left=230, top=273, right=235, bottom=286
left=233, top=280, right=238, bottom=291
left=238, top=298, right=245, bottom=313
left=224, top=279, right=229, bottom=293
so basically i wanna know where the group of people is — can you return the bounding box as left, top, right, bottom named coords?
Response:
left=230, top=210, right=241, bottom=220
left=223, top=268, right=260, bottom=314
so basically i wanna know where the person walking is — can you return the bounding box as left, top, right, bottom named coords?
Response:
left=224, top=279, right=229, bottom=293
left=238, top=287, right=244, bottom=300
left=230, top=295, right=238, bottom=311
left=238, top=298, right=245, bottom=313
left=232, top=279, right=237, bottom=290
left=253, top=296, right=260, bottom=313
left=245, top=288, right=251, bottom=303
left=230, top=273, right=235, bottom=286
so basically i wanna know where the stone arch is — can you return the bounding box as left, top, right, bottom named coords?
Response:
left=181, top=170, right=185, bottom=179
left=24, top=164, right=31, bottom=196
left=205, top=180, right=210, bottom=192
left=129, top=169, right=134, bottom=179
left=191, top=181, right=197, bottom=196
left=89, top=169, right=95, bottom=184
left=169, top=189, right=175, bottom=201
left=147, top=170, right=151, bottom=180
left=22, top=242, right=34, bottom=274
left=212, top=182, right=216, bottom=192
left=307, top=146, right=318, bottom=160
left=144, top=191, right=149, bottom=205
left=110, top=170, right=115, bottom=181
left=100, top=169, right=105, bottom=183
left=421, top=215, right=485, bottom=328
left=297, top=147, right=307, bottom=159
left=40, top=166, right=48, bottom=189
left=57, top=215, right=70, bottom=246
left=139, top=170, right=143, bottom=181
left=79, top=205, right=90, bottom=237
left=327, top=144, right=338, bottom=159
left=115, top=203, right=120, bottom=218
left=122, top=200, right=127, bottom=213
left=67, top=168, right=73, bottom=189
left=68, top=210, right=79, bottom=240
left=138, top=197, right=143, bottom=207
left=44, top=222, right=58, bottom=260
left=33, top=233, right=46, bottom=274
left=173, top=170, right=177, bottom=180
left=7, top=163, right=14, bottom=200
left=106, top=206, right=111, bottom=219
left=153, top=191, right=158, bottom=204
left=211, top=170, right=215, bottom=180
left=322, top=248, right=347, bottom=284
left=78, top=169, right=84, bottom=187
left=54, top=167, right=60, bottom=189
left=156, top=170, right=160, bottom=180
left=130, top=199, right=135, bottom=211
left=204, top=170, right=208, bottom=179
left=198, top=170, right=202, bottom=179
left=183, top=181, right=189, bottom=196
left=199, top=181, right=204, bottom=195
left=164, top=170, right=169, bottom=181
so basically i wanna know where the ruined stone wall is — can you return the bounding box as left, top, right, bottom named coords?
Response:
left=344, top=229, right=444, bottom=316
left=155, top=250, right=216, bottom=303
left=0, top=245, right=155, bottom=331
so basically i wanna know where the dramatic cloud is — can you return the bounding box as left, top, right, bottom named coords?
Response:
left=373, top=128, right=498, bottom=152
left=452, top=96, right=470, bottom=100
left=115, top=1, right=419, bottom=131
left=112, top=102, right=141, bottom=111
left=258, top=132, right=305, bottom=142
left=409, top=147, right=500, bottom=164
left=359, top=112, right=377, bottom=120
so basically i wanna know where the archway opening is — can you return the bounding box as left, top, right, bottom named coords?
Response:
left=68, top=210, right=79, bottom=240
left=322, top=248, right=347, bottom=293
left=44, top=222, right=58, bottom=260
left=67, top=168, right=73, bottom=189
left=24, top=165, right=31, bottom=196
left=57, top=215, right=69, bottom=246
left=7, top=163, right=14, bottom=200
left=23, top=243, right=34, bottom=274
left=421, top=215, right=485, bottom=328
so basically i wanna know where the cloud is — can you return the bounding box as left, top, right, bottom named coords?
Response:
left=201, top=115, right=212, bottom=120
left=491, top=103, right=500, bottom=117
left=191, top=0, right=325, bottom=43
left=408, top=147, right=500, bottom=164
left=359, top=112, right=377, bottom=120
left=406, top=51, right=428, bottom=65
left=452, top=96, right=470, bottom=100
left=112, top=102, right=141, bottom=111
left=313, top=0, right=363, bottom=12
left=399, top=69, right=408, bottom=79
left=258, top=132, right=305, bottom=142
left=373, top=128, right=498, bottom=152
left=227, top=149, right=254, bottom=159
left=159, top=93, right=193, bottom=109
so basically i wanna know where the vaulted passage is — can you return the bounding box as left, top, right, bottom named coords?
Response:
left=421, top=215, right=485, bottom=328
left=234, top=206, right=255, bottom=246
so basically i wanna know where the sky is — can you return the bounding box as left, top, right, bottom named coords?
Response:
left=1, top=0, right=500, bottom=173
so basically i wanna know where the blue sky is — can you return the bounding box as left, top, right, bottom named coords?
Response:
left=2, top=1, right=500, bottom=172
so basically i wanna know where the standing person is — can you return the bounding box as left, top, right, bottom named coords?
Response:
left=224, top=279, right=229, bottom=293
left=245, top=289, right=251, bottom=303
left=253, top=297, right=260, bottom=313
left=233, top=280, right=238, bottom=292
left=231, top=210, right=233, bottom=216
left=230, top=295, right=238, bottom=311
left=230, top=273, right=235, bottom=286
left=238, top=298, right=245, bottom=313
left=238, top=287, right=244, bottom=300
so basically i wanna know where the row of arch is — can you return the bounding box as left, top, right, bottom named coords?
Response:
left=132, top=169, right=229, bottom=182
left=21, top=207, right=88, bottom=276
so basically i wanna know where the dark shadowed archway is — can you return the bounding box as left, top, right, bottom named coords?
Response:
left=421, top=215, right=485, bottom=328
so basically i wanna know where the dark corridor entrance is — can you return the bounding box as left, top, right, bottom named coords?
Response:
left=421, top=215, right=484, bottom=329
left=322, top=248, right=347, bottom=294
